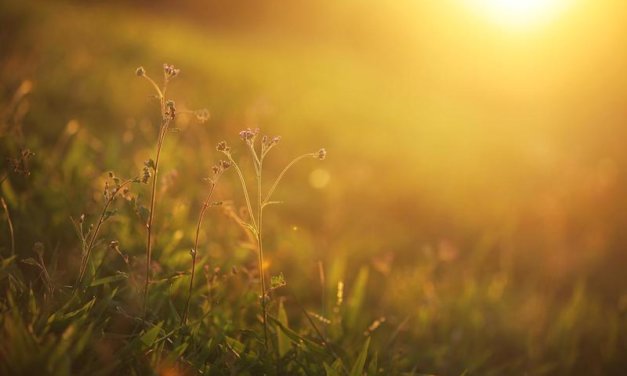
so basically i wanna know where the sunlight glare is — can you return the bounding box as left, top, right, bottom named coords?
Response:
left=468, top=0, right=570, bottom=29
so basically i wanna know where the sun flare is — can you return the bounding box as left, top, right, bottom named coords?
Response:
left=468, top=0, right=570, bottom=29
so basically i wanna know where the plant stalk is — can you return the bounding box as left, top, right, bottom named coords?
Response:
left=76, top=179, right=132, bottom=289
left=182, top=182, right=216, bottom=325
left=143, top=119, right=169, bottom=315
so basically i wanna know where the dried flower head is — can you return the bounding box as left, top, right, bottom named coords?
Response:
left=219, top=160, right=232, bottom=170
left=239, top=128, right=260, bottom=144
left=210, top=159, right=232, bottom=177
left=165, top=100, right=176, bottom=120
left=141, top=166, right=151, bottom=184
left=262, top=134, right=281, bottom=149
left=315, top=148, right=327, bottom=160
left=163, top=63, right=180, bottom=78
left=135, top=66, right=146, bottom=77
left=140, top=160, right=154, bottom=184
left=216, top=141, right=230, bottom=154
left=8, top=149, right=34, bottom=176
left=195, top=108, right=210, bottom=123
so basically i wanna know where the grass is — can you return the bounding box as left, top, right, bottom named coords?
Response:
left=1, top=0, right=627, bottom=375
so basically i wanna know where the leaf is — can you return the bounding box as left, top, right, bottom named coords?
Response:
left=225, top=336, right=245, bottom=355
left=1, top=255, right=17, bottom=269
left=262, top=200, right=283, bottom=209
left=368, top=351, right=378, bottom=375
left=277, top=299, right=291, bottom=358
left=346, top=266, right=369, bottom=329
left=89, top=273, right=127, bottom=287
left=268, top=316, right=326, bottom=356
left=140, top=322, right=163, bottom=347
left=21, top=258, right=40, bottom=268
left=324, top=362, right=342, bottom=376
left=49, top=297, right=96, bottom=323
left=349, top=337, right=370, bottom=376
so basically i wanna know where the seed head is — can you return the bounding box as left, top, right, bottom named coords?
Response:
left=195, top=108, right=210, bottom=123
left=262, top=134, right=281, bottom=149
left=239, top=128, right=259, bottom=144
left=216, top=141, right=230, bottom=153
left=163, top=63, right=180, bottom=78
left=141, top=165, right=152, bottom=184
left=219, top=160, right=232, bottom=170
left=315, top=148, right=327, bottom=160
left=135, top=66, right=145, bottom=77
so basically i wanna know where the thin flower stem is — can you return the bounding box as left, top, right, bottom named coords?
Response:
left=256, top=159, right=269, bottom=351
left=263, top=153, right=314, bottom=204
left=248, top=143, right=261, bottom=173
left=143, top=119, right=169, bottom=315
left=76, top=179, right=133, bottom=289
left=182, top=181, right=217, bottom=325
left=227, top=155, right=258, bottom=231
left=1, top=197, right=15, bottom=257
left=142, top=75, right=164, bottom=102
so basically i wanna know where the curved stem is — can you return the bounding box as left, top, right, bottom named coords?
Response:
left=182, top=181, right=217, bottom=325
left=263, top=153, right=314, bottom=204
left=143, top=120, right=169, bottom=315
left=256, top=159, right=269, bottom=350
left=75, top=179, right=133, bottom=289
left=227, top=155, right=257, bottom=231
left=1, top=197, right=15, bottom=257
left=142, top=75, right=163, bottom=102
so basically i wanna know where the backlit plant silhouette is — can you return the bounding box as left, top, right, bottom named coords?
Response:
left=135, top=64, right=209, bottom=314
left=217, top=129, right=326, bottom=349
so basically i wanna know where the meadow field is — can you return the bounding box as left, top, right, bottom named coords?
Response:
left=1, top=0, right=627, bottom=374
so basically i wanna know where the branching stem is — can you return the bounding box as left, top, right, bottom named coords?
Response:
left=76, top=179, right=133, bottom=289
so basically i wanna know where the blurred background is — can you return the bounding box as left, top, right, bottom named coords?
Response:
left=1, top=0, right=627, bottom=374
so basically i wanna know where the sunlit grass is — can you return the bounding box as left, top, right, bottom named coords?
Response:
left=1, top=0, right=627, bottom=374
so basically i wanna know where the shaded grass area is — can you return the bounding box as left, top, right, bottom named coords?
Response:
left=1, top=0, right=627, bottom=374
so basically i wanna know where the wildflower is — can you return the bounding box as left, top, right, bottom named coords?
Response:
left=163, top=63, right=180, bottom=78
left=262, top=135, right=281, bottom=149
left=141, top=166, right=151, bottom=184
left=135, top=66, right=146, bottom=77
left=216, top=141, right=230, bottom=153
left=315, top=148, right=327, bottom=160
left=239, top=128, right=259, bottom=144
left=195, top=109, right=210, bottom=123
left=219, top=160, right=232, bottom=170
